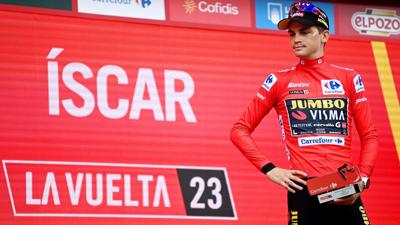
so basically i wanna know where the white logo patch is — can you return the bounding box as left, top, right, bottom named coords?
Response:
left=298, top=136, right=345, bottom=146
left=262, top=74, right=277, bottom=91
left=256, top=92, right=266, bottom=100
left=356, top=97, right=367, bottom=104
left=321, top=80, right=345, bottom=95
left=288, top=82, right=310, bottom=88
left=353, top=74, right=365, bottom=93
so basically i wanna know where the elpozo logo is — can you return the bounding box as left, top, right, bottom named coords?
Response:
left=351, top=8, right=400, bottom=37
left=182, top=0, right=239, bottom=15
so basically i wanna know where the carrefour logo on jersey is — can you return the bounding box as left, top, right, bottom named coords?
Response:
left=298, top=136, right=345, bottom=147
left=77, top=0, right=166, bottom=20
left=321, top=80, right=345, bottom=95
left=255, top=0, right=335, bottom=34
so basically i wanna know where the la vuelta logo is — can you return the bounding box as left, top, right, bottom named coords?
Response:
left=2, top=160, right=236, bottom=219
left=351, top=8, right=400, bottom=37
left=47, top=48, right=197, bottom=123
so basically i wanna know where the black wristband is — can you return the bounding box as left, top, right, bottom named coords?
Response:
left=261, top=163, right=276, bottom=174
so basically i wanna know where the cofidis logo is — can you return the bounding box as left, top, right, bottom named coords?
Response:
left=182, top=0, right=239, bottom=15
left=255, top=0, right=335, bottom=34
left=77, top=0, right=166, bottom=20
left=169, top=0, right=251, bottom=27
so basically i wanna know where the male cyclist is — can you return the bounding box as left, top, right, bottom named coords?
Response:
left=230, top=1, right=378, bottom=224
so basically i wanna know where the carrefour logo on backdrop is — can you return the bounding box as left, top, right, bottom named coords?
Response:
left=136, top=0, right=152, bottom=8
left=77, top=0, right=165, bottom=20
left=255, top=0, right=335, bottom=34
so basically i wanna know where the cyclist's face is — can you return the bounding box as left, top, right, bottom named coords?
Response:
left=288, top=22, right=329, bottom=60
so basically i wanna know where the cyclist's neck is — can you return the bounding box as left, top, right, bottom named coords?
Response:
left=298, top=56, right=325, bottom=67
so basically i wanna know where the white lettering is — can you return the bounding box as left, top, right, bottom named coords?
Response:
left=41, top=172, right=60, bottom=205
left=86, top=173, right=103, bottom=206
left=24, top=170, right=173, bottom=208
left=107, top=174, right=122, bottom=206
left=124, top=174, right=139, bottom=207
left=165, top=70, right=197, bottom=123
left=65, top=172, right=84, bottom=205
left=47, top=48, right=64, bottom=115
left=62, top=63, right=95, bottom=117
left=198, top=1, right=239, bottom=15
left=97, top=65, right=129, bottom=119
left=129, top=68, right=164, bottom=121
left=47, top=48, right=197, bottom=123
left=153, top=175, right=170, bottom=207
left=25, top=171, right=41, bottom=205
left=138, top=175, right=153, bottom=207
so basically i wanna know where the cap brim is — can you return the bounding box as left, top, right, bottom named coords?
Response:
left=277, top=17, right=317, bottom=30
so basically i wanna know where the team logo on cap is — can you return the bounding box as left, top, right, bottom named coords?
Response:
left=292, top=12, right=305, bottom=17
left=321, top=80, right=344, bottom=95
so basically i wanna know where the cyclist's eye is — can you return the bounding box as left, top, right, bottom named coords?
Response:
left=300, top=30, right=310, bottom=35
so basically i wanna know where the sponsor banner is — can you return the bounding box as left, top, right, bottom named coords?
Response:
left=77, top=0, right=165, bottom=21
left=285, top=98, right=348, bottom=136
left=2, top=160, right=236, bottom=219
left=298, top=136, right=345, bottom=147
left=336, top=4, right=400, bottom=40
left=255, top=0, right=335, bottom=34
left=0, top=0, right=72, bottom=10
left=169, top=0, right=251, bottom=27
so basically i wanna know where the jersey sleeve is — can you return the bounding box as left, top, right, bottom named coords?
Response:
left=230, top=74, right=278, bottom=172
left=348, top=71, right=379, bottom=177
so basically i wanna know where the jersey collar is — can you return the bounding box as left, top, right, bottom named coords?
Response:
left=299, top=57, right=325, bottom=67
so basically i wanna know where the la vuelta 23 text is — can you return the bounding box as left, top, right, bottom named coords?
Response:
left=47, top=48, right=197, bottom=123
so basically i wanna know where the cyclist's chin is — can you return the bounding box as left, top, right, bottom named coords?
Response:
left=293, top=51, right=307, bottom=58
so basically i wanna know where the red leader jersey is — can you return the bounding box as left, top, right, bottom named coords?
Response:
left=230, top=57, right=378, bottom=178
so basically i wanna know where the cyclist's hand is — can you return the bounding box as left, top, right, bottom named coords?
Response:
left=266, top=167, right=307, bottom=193
left=333, top=182, right=364, bottom=205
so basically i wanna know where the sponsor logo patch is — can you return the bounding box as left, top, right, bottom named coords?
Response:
left=285, top=98, right=349, bottom=136
left=356, top=97, right=367, bottom=104
left=321, top=80, right=345, bottom=95
left=353, top=74, right=365, bottom=93
left=288, top=82, right=310, bottom=88
left=289, top=90, right=309, bottom=95
left=262, top=74, right=277, bottom=91
left=298, top=136, right=345, bottom=146
left=256, top=92, right=266, bottom=100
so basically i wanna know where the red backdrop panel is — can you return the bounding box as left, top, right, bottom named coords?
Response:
left=0, top=10, right=399, bottom=225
